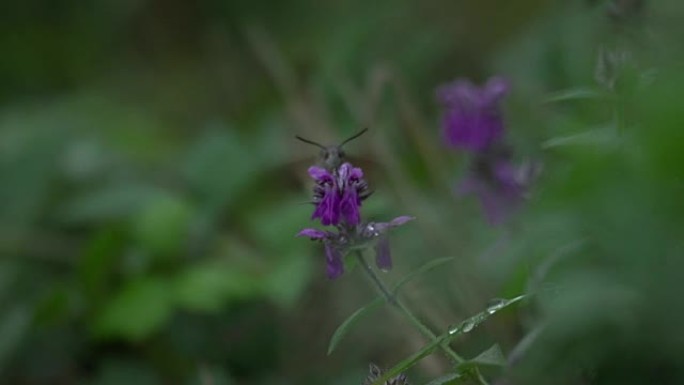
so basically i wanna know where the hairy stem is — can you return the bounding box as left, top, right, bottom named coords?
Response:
left=355, top=251, right=464, bottom=364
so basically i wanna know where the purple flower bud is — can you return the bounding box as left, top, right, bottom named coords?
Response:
left=324, top=242, right=344, bottom=279
left=437, top=76, right=509, bottom=152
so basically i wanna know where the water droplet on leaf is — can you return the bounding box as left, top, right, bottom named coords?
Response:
left=486, top=298, right=506, bottom=314
left=461, top=319, right=475, bottom=333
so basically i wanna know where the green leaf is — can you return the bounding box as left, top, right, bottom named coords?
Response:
left=541, top=88, right=604, bottom=104
left=265, top=252, right=313, bottom=309
left=423, top=373, right=463, bottom=385
left=182, top=128, right=261, bottom=208
left=174, top=263, right=261, bottom=312
left=541, top=127, right=616, bottom=149
left=394, top=257, right=456, bottom=292
left=461, top=344, right=507, bottom=369
left=59, top=184, right=165, bottom=224
left=371, top=335, right=448, bottom=385
left=94, top=277, right=173, bottom=341
left=77, top=227, right=125, bottom=303
left=371, top=295, right=527, bottom=385
left=327, top=297, right=384, bottom=355
left=132, top=195, right=194, bottom=256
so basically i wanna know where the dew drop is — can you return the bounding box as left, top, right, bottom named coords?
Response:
left=448, top=324, right=460, bottom=335
left=486, top=298, right=507, bottom=314
left=461, top=319, right=475, bottom=333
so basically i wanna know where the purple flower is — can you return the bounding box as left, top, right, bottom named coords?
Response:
left=296, top=228, right=328, bottom=240
left=296, top=215, right=414, bottom=279
left=299, top=157, right=415, bottom=278
left=437, top=76, right=509, bottom=152
left=324, top=242, right=344, bottom=279
left=361, top=216, right=415, bottom=272
left=310, top=162, right=370, bottom=227
left=459, top=154, right=538, bottom=226
left=297, top=228, right=345, bottom=279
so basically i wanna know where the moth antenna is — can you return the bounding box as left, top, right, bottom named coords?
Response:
left=340, top=128, right=369, bottom=147
left=295, top=135, right=326, bottom=150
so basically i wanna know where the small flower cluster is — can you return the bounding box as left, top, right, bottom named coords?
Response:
left=437, top=77, right=537, bottom=225
left=297, top=161, right=413, bottom=278
left=363, top=363, right=409, bottom=385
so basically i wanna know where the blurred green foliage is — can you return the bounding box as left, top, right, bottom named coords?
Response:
left=1, top=0, right=684, bottom=384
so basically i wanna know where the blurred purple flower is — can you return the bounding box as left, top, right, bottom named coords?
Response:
left=459, top=154, right=539, bottom=226
left=437, top=76, right=509, bottom=152
left=310, top=162, right=370, bottom=226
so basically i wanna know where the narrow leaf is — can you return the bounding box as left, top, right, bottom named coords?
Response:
left=541, top=88, right=604, bottom=104
left=467, top=344, right=507, bottom=367
left=371, top=336, right=447, bottom=385
left=541, top=127, right=616, bottom=149
left=327, top=297, right=383, bottom=355
left=371, top=294, right=527, bottom=385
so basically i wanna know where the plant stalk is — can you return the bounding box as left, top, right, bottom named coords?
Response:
left=355, top=251, right=464, bottom=364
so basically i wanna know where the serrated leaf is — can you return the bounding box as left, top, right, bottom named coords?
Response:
left=327, top=297, right=383, bottom=355
left=541, top=88, right=604, bottom=104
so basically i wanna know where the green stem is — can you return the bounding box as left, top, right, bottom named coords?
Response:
left=474, top=367, right=490, bottom=385
left=355, top=251, right=464, bottom=364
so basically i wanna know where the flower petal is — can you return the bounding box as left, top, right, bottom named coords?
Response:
left=374, top=236, right=392, bottom=272
left=308, top=166, right=332, bottom=182
left=296, top=228, right=327, bottom=240
left=437, top=76, right=508, bottom=152
left=340, top=187, right=361, bottom=226
left=311, top=185, right=340, bottom=226
left=389, top=216, right=415, bottom=227
left=324, top=242, right=344, bottom=279
left=484, top=76, right=510, bottom=102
